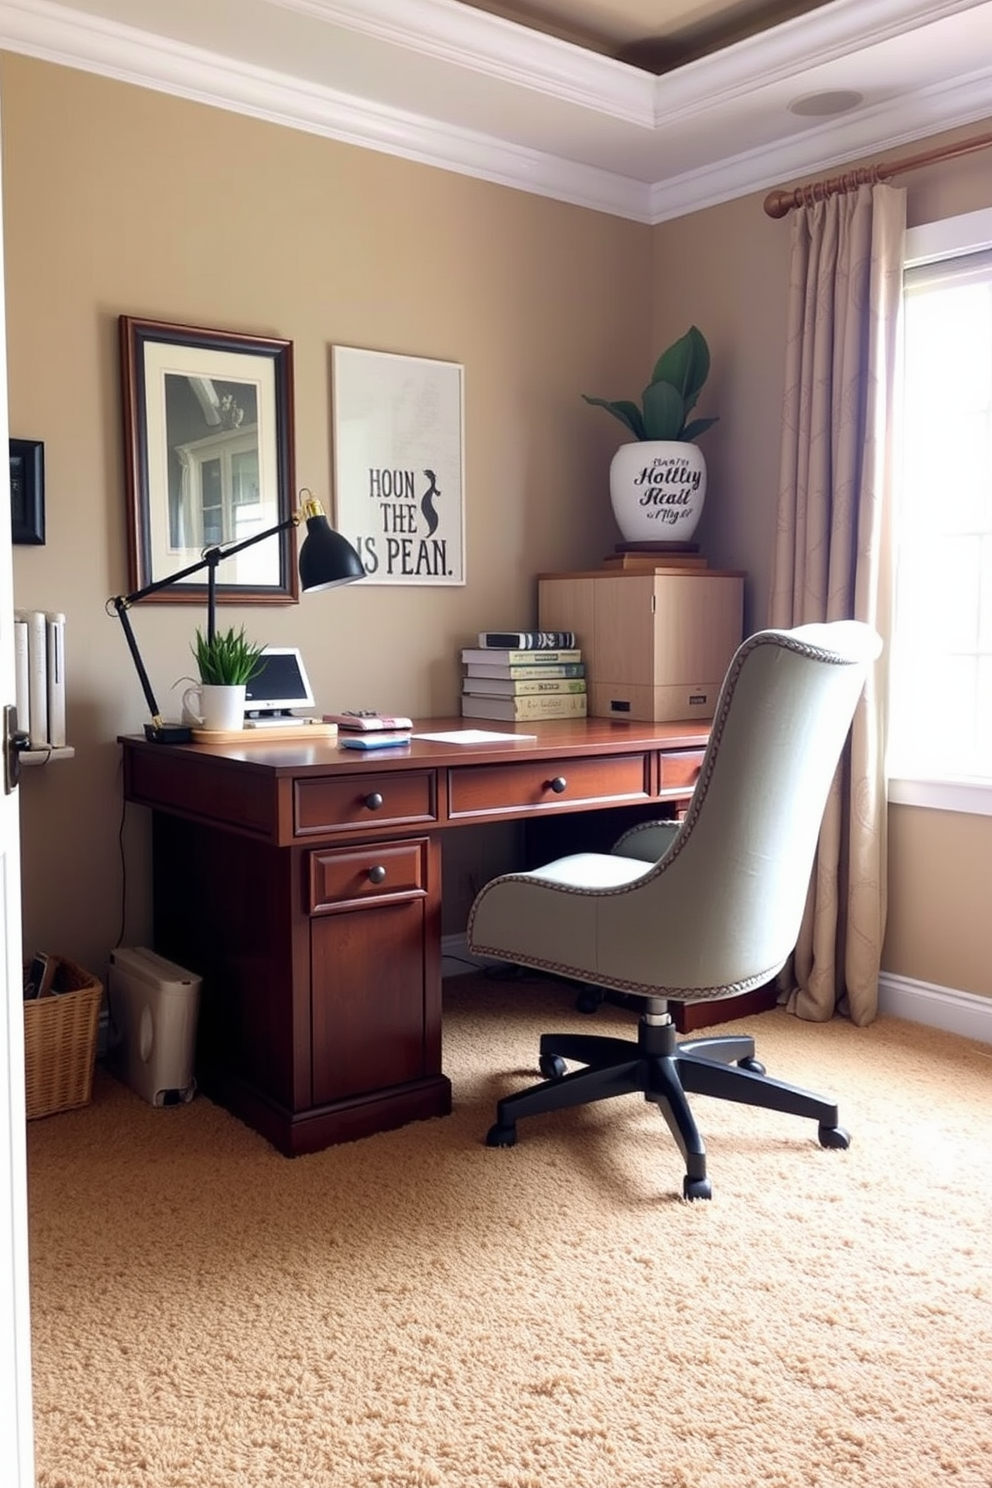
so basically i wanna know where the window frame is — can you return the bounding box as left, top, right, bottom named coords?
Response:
left=888, top=206, right=992, bottom=817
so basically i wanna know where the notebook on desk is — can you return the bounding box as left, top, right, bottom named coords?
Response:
left=243, top=647, right=317, bottom=725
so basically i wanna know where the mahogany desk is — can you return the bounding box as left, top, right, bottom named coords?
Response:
left=121, top=716, right=737, bottom=1157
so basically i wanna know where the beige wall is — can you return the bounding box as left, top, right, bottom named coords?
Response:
left=2, top=54, right=649, bottom=966
left=4, top=51, right=992, bottom=1000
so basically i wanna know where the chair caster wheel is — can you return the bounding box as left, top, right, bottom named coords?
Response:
left=737, top=1056, right=766, bottom=1075
left=486, top=1122, right=517, bottom=1148
left=575, top=989, right=603, bottom=1014
left=683, top=1175, right=713, bottom=1201
left=540, top=1053, right=567, bottom=1080
left=818, top=1124, right=851, bottom=1150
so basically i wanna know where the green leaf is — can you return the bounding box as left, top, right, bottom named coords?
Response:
left=641, top=380, right=684, bottom=441
left=650, top=326, right=710, bottom=402
left=680, top=415, right=719, bottom=443
left=582, top=394, right=645, bottom=439
left=192, top=625, right=266, bottom=686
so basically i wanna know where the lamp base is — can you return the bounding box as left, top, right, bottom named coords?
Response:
left=144, top=721, right=193, bottom=744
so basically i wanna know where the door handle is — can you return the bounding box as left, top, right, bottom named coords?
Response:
left=3, top=703, right=31, bottom=794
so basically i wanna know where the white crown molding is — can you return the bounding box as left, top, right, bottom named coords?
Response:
left=0, top=0, right=658, bottom=218
left=0, top=0, right=990, bottom=223
left=648, top=0, right=990, bottom=122
left=649, top=62, right=992, bottom=222
left=264, top=0, right=656, bottom=125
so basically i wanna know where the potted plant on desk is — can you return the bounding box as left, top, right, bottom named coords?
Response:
left=183, top=624, right=266, bottom=733
left=582, top=325, right=718, bottom=545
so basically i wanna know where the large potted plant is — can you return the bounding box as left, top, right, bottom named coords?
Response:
left=583, top=325, right=718, bottom=544
left=183, top=624, right=266, bottom=732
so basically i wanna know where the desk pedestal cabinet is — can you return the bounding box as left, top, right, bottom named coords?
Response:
left=120, top=717, right=773, bottom=1156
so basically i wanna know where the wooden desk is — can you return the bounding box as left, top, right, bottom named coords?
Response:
left=120, top=716, right=712, bottom=1156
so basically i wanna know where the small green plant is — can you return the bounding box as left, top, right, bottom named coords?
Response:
left=582, top=325, right=718, bottom=443
left=192, top=625, right=266, bottom=686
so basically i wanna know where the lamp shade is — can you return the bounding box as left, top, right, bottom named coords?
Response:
left=298, top=512, right=365, bottom=591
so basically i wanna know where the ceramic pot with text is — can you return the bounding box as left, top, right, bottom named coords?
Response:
left=583, top=326, right=717, bottom=545
left=609, top=440, right=706, bottom=542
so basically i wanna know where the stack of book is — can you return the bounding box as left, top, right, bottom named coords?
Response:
left=323, top=711, right=413, bottom=750
left=460, top=630, right=587, bottom=721
left=13, top=609, right=67, bottom=749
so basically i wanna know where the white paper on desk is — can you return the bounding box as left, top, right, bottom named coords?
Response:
left=413, top=729, right=538, bottom=744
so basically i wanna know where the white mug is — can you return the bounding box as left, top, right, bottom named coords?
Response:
left=181, top=683, right=246, bottom=733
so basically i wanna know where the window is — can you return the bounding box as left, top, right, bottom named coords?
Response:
left=888, top=207, right=992, bottom=816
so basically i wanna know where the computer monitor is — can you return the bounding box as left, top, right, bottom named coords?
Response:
left=243, top=647, right=316, bottom=719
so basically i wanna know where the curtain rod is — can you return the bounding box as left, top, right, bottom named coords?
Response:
left=763, top=127, right=992, bottom=218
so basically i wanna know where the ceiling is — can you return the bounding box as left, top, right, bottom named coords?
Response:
left=0, top=0, right=990, bottom=222
left=457, top=0, right=836, bottom=69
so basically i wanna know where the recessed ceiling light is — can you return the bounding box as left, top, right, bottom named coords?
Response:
left=789, top=90, right=865, bottom=117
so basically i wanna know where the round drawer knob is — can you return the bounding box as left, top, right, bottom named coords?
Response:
left=368, top=865, right=387, bottom=884
left=549, top=776, right=568, bottom=794
left=365, top=792, right=384, bottom=810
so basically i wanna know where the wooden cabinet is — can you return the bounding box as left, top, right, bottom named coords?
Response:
left=147, top=810, right=446, bottom=1157
left=538, top=569, right=744, bottom=722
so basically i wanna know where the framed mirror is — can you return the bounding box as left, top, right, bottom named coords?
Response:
left=119, top=316, right=297, bottom=604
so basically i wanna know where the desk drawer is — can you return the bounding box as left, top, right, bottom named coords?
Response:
left=308, top=839, right=429, bottom=912
left=294, top=770, right=436, bottom=837
left=659, top=749, right=706, bottom=794
left=448, top=753, right=650, bottom=820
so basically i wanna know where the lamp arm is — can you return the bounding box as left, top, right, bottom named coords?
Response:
left=202, top=513, right=297, bottom=567
left=108, top=494, right=342, bottom=739
left=113, top=514, right=300, bottom=643
left=200, top=516, right=298, bottom=641
left=111, top=596, right=164, bottom=727
left=116, top=514, right=299, bottom=610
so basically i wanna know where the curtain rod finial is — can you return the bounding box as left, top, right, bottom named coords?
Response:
left=763, top=190, right=793, bottom=219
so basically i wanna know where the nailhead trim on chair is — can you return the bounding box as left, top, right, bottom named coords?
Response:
left=462, top=941, right=782, bottom=1002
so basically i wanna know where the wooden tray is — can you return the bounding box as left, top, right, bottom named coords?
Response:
left=192, top=723, right=338, bottom=743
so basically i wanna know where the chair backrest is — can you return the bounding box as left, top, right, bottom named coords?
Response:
left=600, top=621, right=882, bottom=997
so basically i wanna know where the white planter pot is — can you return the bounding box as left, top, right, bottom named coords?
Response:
left=609, top=441, right=707, bottom=543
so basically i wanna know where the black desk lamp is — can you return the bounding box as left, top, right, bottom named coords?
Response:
left=110, top=489, right=365, bottom=742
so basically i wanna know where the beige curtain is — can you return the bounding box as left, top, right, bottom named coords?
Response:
left=769, top=183, right=905, bottom=1026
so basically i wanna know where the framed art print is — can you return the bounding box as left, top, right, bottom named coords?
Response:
left=120, top=316, right=297, bottom=604
left=332, top=346, right=465, bottom=586
left=9, top=438, right=45, bottom=545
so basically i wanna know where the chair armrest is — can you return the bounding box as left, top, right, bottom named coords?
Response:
left=611, top=819, right=681, bottom=864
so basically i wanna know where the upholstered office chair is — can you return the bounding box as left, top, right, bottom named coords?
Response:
left=467, top=621, right=882, bottom=1199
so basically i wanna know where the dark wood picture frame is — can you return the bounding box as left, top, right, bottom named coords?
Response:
left=9, top=438, right=45, bottom=545
left=119, top=316, right=297, bottom=605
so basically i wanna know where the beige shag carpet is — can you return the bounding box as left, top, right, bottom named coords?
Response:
left=27, top=973, right=992, bottom=1488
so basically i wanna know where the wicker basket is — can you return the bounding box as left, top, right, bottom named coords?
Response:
left=23, top=957, right=103, bottom=1120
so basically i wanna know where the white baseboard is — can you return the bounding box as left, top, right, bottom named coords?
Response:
left=877, top=971, right=992, bottom=1045
left=443, top=937, right=992, bottom=1046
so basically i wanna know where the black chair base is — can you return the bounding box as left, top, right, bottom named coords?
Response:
left=486, top=1011, right=849, bottom=1200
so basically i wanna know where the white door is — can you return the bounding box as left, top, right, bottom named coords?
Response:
left=0, top=90, right=36, bottom=1488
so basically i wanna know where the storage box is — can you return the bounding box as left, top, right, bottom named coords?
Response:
left=23, top=956, right=103, bottom=1120
left=538, top=569, right=744, bottom=722
left=106, top=947, right=202, bottom=1106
